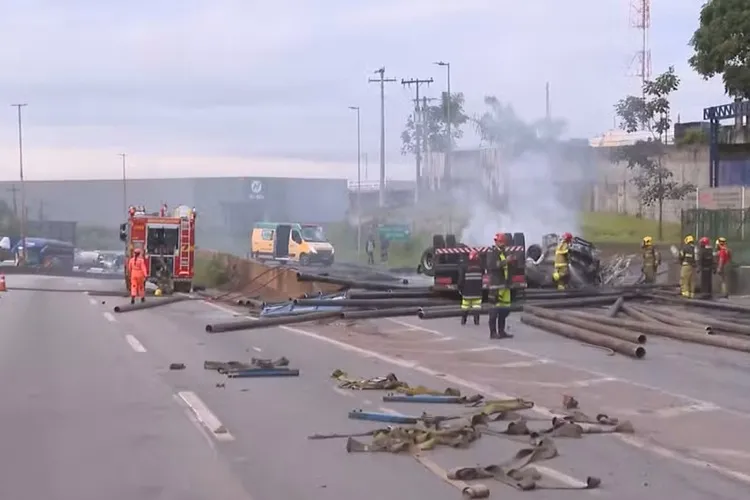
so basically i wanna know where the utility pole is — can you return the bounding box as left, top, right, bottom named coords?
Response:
left=6, top=185, right=19, bottom=217
left=348, top=106, right=362, bottom=256
left=416, top=97, right=438, bottom=191
left=118, top=153, right=128, bottom=215
left=434, top=61, right=452, bottom=185
left=402, top=77, right=433, bottom=202
left=11, top=103, right=27, bottom=262
left=368, top=67, right=397, bottom=208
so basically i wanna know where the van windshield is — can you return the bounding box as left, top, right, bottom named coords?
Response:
left=301, top=226, right=327, bottom=243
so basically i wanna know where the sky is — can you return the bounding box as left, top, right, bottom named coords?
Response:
left=0, top=0, right=729, bottom=181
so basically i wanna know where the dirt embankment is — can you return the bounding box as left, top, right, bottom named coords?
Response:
left=197, top=251, right=341, bottom=302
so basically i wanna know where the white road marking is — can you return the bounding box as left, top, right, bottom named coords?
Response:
left=378, top=407, right=404, bottom=415
left=363, top=399, right=373, bottom=405
left=332, top=386, right=355, bottom=398
left=198, top=300, right=750, bottom=485
left=386, top=318, right=445, bottom=336
left=463, top=345, right=500, bottom=353
left=177, top=391, right=234, bottom=441
left=125, top=334, right=147, bottom=352
left=103, top=312, right=116, bottom=322
left=495, top=359, right=551, bottom=368
left=694, top=448, right=750, bottom=460
left=251, top=346, right=262, bottom=352
left=652, top=402, right=721, bottom=418
left=88, top=298, right=97, bottom=305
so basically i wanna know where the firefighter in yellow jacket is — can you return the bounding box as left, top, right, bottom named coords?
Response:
left=679, top=235, right=696, bottom=298
left=641, top=236, right=661, bottom=284
left=552, top=232, right=572, bottom=290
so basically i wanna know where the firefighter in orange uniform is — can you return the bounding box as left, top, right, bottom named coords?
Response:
left=128, top=248, right=148, bottom=304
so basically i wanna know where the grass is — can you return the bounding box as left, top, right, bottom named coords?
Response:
left=580, top=212, right=682, bottom=244
left=193, top=252, right=232, bottom=288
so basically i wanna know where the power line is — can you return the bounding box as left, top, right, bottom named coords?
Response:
left=401, top=77, right=433, bottom=201
left=368, top=67, right=397, bottom=208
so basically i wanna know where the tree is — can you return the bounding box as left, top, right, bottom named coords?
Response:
left=688, top=0, right=750, bottom=100
left=612, top=66, right=696, bottom=241
left=473, top=96, right=566, bottom=156
left=400, top=93, right=468, bottom=156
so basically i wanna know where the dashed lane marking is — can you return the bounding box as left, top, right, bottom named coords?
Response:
left=125, top=334, right=147, bottom=352
left=103, top=312, right=116, bottom=322
left=89, top=298, right=98, bottom=305
left=177, top=391, right=234, bottom=441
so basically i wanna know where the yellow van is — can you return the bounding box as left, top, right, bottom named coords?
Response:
left=251, top=222, right=334, bottom=266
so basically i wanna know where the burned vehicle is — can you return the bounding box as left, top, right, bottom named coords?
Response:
left=416, top=232, right=528, bottom=298
left=525, top=233, right=602, bottom=288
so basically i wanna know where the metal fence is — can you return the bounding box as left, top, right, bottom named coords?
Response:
left=681, top=208, right=750, bottom=264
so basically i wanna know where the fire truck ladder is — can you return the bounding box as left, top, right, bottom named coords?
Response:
left=179, top=217, right=192, bottom=275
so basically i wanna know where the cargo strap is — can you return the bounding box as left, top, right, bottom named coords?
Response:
left=331, top=369, right=461, bottom=396
left=448, top=437, right=601, bottom=491
left=345, top=425, right=482, bottom=453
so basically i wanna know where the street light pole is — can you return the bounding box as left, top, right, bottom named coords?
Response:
left=118, top=153, right=128, bottom=214
left=434, top=61, right=452, bottom=184
left=11, top=103, right=27, bottom=263
left=349, top=106, right=362, bottom=256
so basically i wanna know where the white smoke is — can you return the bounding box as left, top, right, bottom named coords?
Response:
left=459, top=152, right=582, bottom=247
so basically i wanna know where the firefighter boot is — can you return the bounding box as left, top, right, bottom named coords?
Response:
left=130, top=297, right=135, bottom=305
left=141, top=297, right=146, bottom=303
left=473, top=314, right=480, bottom=326
left=460, top=312, right=468, bottom=326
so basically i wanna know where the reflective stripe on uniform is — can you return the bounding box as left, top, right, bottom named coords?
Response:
left=461, top=298, right=482, bottom=309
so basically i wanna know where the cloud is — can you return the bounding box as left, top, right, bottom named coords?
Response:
left=0, top=0, right=728, bottom=180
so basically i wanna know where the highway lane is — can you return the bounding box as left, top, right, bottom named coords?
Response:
left=109, top=294, right=749, bottom=499
left=0, top=275, right=253, bottom=500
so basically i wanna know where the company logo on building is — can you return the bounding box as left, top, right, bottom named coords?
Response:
left=249, top=180, right=264, bottom=200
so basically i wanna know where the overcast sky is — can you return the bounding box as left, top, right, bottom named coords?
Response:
left=0, top=0, right=728, bottom=180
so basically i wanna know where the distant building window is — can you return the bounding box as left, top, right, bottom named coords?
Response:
left=261, top=229, right=274, bottom=240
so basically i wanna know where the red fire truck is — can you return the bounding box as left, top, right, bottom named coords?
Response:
left=119, top=204, right=196, bottom=293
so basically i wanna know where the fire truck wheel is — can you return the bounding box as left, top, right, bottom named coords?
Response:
left=527, top=244, right=543, bottom=262
left=432, top=234, right=446, bottom=249
left=445, top=234, right=457, bottom=247
left=419, top=248, right=435, bottom=276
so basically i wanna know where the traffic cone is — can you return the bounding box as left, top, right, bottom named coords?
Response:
left=0, top=275, right=6, bottom=292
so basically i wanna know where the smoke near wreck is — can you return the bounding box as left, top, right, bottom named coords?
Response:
left=459, top=151, right=585, bottom=247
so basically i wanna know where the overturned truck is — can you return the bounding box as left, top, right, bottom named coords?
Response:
left=417, top=232, right=602, bottom=289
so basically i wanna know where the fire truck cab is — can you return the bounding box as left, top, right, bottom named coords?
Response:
left=119, top=204, right=196, bottom=293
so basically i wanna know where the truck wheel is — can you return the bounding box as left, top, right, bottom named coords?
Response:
left=299, top=253, right=311, bottom=266
left=420, top=248, right=435, bottom=276
left=432, top=234, right=446, bottom=249
left=445, top=234, right=457, bottom=247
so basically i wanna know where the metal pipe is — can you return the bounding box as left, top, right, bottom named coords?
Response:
left=629, top=303, right=709, bottom=330
left=340, top=307, right=421, bottom=319
left=296, top=272, right=411, bottom=290
left=205, top=310, right=340, bottom=333
left=564, top=310, right=716, bottom=340
left=346, top=289, right=435, bottom=299
left=520, top=313, right=646, bottom=359
left=606, top=296, right=625, bottom=317
left=641, top=304, right=750, bottom=336
left=620, top=303, right=660, bottom=323
left=525, top=306, right=646, bottom=344
left=113, top=295, right=190, bottom=313
left=294, top=297, right=450, bottom=308
left=645, top=292, right=750, bottom=314
left=228, top=369, right=299, bottom=378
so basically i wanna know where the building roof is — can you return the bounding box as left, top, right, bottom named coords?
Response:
left=589, top=129, right=655, bottom=147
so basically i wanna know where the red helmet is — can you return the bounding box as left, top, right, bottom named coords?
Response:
left=468, top=249, right=479, bottom=261
left=134, top=248, right=142, bottom=255
left=493, top=233, right=506, bottom=246
left=699, top=236, right=710, bottom=247
left=562, top=232, right=573, bottom=242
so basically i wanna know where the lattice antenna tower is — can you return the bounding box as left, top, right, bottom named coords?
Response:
left=629, top=0, right=651, bottom=96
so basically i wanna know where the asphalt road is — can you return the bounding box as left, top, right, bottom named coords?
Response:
left=2, top=274, right=749, bottom=499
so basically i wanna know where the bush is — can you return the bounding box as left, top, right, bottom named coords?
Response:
left=193, top=253, right=231, bottom=288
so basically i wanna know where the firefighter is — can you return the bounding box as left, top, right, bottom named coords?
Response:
left=459, top=250, right=484, bottom=326
left=128, top=248, right=148, bottom=304
left=640, top=236, right=661, bottom=284
left=678, top=235, right=696, bottom=298
left=715, top=237, right=731, bottom=298
left=696, top=236, right=715, bottom=298
left=552, top=232, right=572, bottom=290
left=489, top=233, right=513, bottom=339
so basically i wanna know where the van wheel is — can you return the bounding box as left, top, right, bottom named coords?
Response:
left=299, top=254, right=311, bottom=266
left=252, top=252, right=260, bottom=260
